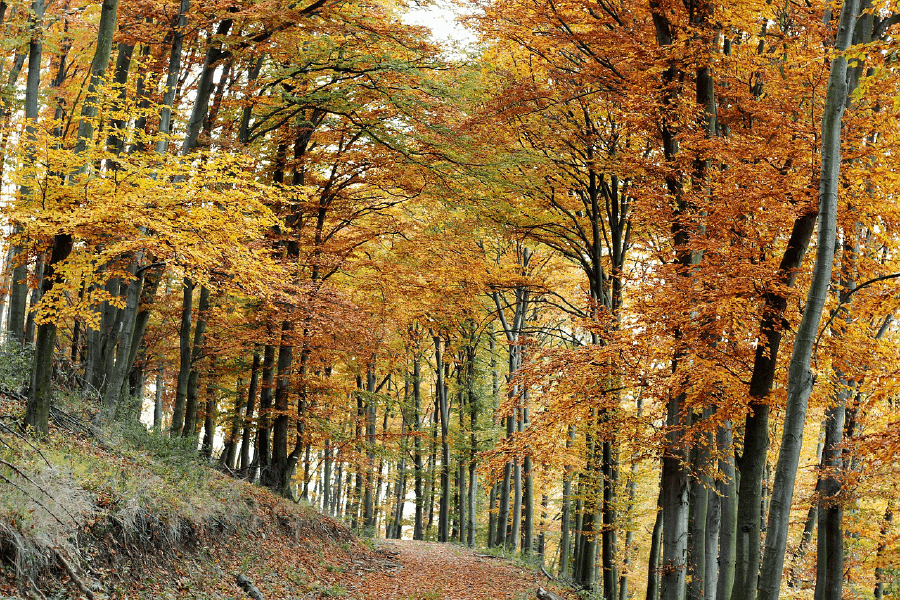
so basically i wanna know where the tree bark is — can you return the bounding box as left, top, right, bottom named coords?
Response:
left=182, top=285, right=210, bottom=437
left=716, top=422, right=737, bottom=600
left=240, top=350, right=261, bottom=475
left=756, top=1, right=858, bottom=597
left=25, top=236, right=73, bottom=434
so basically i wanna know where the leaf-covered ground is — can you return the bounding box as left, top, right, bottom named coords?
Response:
left=0, top=394, right=571, bottom=600
left=350, top=540, right=565, bottom=600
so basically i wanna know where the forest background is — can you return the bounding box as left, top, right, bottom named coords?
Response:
left=1, top=0, right=900, bottom=599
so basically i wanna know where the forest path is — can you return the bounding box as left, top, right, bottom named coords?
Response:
left=345, top=540, right=559, bottom=600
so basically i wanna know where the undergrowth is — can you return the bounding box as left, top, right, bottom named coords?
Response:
left=0, top=341, right=356, bottom=598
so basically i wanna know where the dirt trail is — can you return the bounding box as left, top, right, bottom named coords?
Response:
left=345, top=540, right=566, bottom=600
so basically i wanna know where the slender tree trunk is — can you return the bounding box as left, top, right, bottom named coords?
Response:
left=256, top=342, right=276, bottom=482
left=757, top=2, right=858, bottom=598
left=467, top=346, right=478, bottom=547
left=23, top=255, right=43, bottom=344
left=523, top=408, right=534, bottom=554
left=874, top=504, right=893, bottom=600
left=688, top=413, right=711, bottom=600
left=559, top=426, right=574, bottom=577
left=202, top=374, right=216, bottom=458
left=435, top=336, right=450, bottom=543
left=457, top=388, right=467, bottom=544
left=413, top=351, right=424, bottom=540
left=717, top=421, right=737, bottom=600
left=813, top=404, right=845, bottom=600
left=240, top=350, right=261, bottom=475
left=25, top=237, right=73, bottom=434
left=660, top=388, right=690, bottom=600
left=102, top=263, right=143, bottom=418
left=602, top=436, right=618, bottom=600
left=27, top=0, right=119, bottom=432
left=153, top=368, right=164, bottom=431
left=222, top=377, right=244, bottom=469
left=647, top=484, right=664, bottom=600
left=267, top=321, right=294, bottom=493
left=7, top=0, right=45, bottom=346
left=182, top=285, right=210, bottom=437
left=363, top=370, right=377, bottom=532
left=170, top=279, right=194, bottom=435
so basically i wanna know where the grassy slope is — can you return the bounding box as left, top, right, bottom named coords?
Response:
left=0, top=392, right=378, bottom=600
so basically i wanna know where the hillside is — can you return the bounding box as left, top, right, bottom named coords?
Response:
left=0, top=392, right=571, bottom=600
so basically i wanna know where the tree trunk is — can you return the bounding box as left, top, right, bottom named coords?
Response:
left=435, top=336, right=451, bottom=543
left=874, top=505, right=893, bottom=600
left=256, top=343, right=276, bottom=482
left=647, top=485, right=664, bottom=600
left=716, top=421, right=737, bottom=600
left=756, top=2, right=858, bottom=597
left=23, top=255, right=44, bottom=344
left=155, top=0, right=189, bottom=155
left=7, top=0, right=46, bottom=346
left=524, top=412, right=534, bottom=554
left=25, top=236, right=73, bottom=434
left=413, top=351, right=424, bottom=540
left=153, top=368, right=164, bottom=431
left=660, top=388, right=689, bottom=600
left=688, top=413, right=711, bottom=600
left=267, top=320, right=294, bottom=493
left=222, top=377, right=244, bottom=469
left=202, top=374, right=216, bottom=458
left=170, top=279, right=194, bottom=435
left=240, top=350, right=261, bottom=475
left=602, top=436, right=618, bottom=600
left=182, top=285, right=210, bottom=437
left=812, top=405, right=844, bottom=600
left=559, top=426, right=574, bottom=576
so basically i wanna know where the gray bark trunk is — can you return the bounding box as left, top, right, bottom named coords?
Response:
left=8, top=0, right=45, bottom=344
left=170, top=279, right=193, bottom=435
left=716, top=422, right=737, bottom=600
left=156, top=0, right=190, bottom=155
left=240, top=350, right=261, bottom=475
left=647, top=485, right=664, bottom=600
left=756, top=1, right=859, bottom=597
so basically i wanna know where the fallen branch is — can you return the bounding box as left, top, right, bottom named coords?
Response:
left=54, top=548, right=94, bottom=600
left=536, top=586, right=565, bottom=600
left=540, top=566, right=555, bottom=581
left=236, top=574, right=266, bottom=600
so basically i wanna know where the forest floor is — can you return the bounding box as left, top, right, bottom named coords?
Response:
left=0, top=393, right=573, bottom=600
left=345, top=540, right=562, bottom=600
